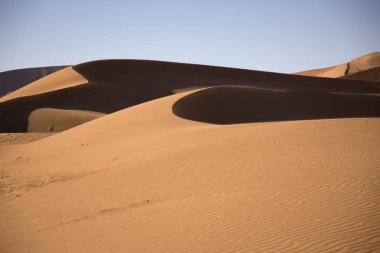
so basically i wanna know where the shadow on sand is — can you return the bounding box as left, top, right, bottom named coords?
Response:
left=172, top=86, right=380, bottom=124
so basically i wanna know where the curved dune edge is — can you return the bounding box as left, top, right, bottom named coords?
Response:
left=0, top=82, right=132, bottom=133
left=172, top=85, right=380, bottom=124
left=295, top=52, right=380, bottom=78
left=0, top=65, right=68, bottom=97
left=0, top=67, right=87, bottom=103
left=28, top=108, right=105, bottom=132
left=0, top=89, right=380, bottom=252
left=295, top=64, right=347, bottom=78
left=1, top=59, right=379, bottom=133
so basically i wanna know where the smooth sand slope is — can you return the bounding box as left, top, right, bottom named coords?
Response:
left=0, top=67, right=86, bottom=102
left=0, top=65, right=68, bottom=96
left=295, top=52, right=380, bottom=78
left=1, top=59, right=378, bottom=132
left=1, top=82, right=380, bottom=252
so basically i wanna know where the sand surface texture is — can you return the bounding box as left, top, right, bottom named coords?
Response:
left=0, top=133, right=54, bottom=145
left=1, top=54, right=380, bottom=252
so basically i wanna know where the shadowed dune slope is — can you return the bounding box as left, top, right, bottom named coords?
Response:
left=295, top=52, right=380, bottom=78
left=0, top=89, right=380, bottom=252
left=0, top=65, right=68, bottom=96
left=0, top=84, right=131, bottom=132
left=345, top=66, right=380, bottom=82
left=173, top=86, right=380, bottom=124
left=28, top=108, right=105, bottom=132
left=1, top=60, right=379, bottom=132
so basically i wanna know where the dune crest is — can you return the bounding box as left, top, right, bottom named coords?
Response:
left=1, top=87, right=380, bottom=252
left=295, top=52, right=380, bottom=78
left=0, top=65, right=68, bottom=97
left=0, top=67, right=87, bottom=103
left=1, top=59, right=379, bottom=133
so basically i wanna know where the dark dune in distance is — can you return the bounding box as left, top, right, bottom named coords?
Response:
left=0, top=66, right=69, bottom=96
left=0, top=59, right=379, bottom=132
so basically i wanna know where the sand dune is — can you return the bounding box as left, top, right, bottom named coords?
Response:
left=173, top=85, right=380, bottom=124
left=28, top=108, right=105, bottom=132
left=0, top=65, right=68, bottom=97
left=0, top=67, right=86, bottom=103
left=295, top=64, right=348, bottom=78
left=345, top=66, right=380, bottom=82
left=0, top=79, right=131, bottom=132
left=1, top=59, right=378, bottom=132
left=1, top=54, right=380, bottom=252
left=295, top=52, right=380, bottom=78
left=1, top=83, right=380, bottom=252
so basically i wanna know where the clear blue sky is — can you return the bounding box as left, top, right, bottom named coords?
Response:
left=0, top=0, right=379, bottom=73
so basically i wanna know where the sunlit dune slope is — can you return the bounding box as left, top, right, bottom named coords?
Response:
left=0, top=60, right=378, bottom=132
left=0, top=67, right=86, bottom=103
left=295, top=52, right=380, bottom=78
left=0, top=65, right=68, bottom=97
left=0, top=86, right=380, bottom=252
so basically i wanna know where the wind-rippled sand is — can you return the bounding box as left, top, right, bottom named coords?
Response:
left=1, top=53, right=380, bottom=252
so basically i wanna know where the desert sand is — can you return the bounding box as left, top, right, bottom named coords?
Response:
left=295, top=52, right=380, bottom=78
left=345, top=66, right=380, bottom=82
left=0, top=65, right=68, bottom=97
left=0, top=133, right=54, bottom=145
left=0, top=59, right=378, bottom=132
left=1, top=53, right=380, bottom=252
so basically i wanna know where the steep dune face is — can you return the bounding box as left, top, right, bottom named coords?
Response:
left=0, top=60, right=378, bottom=132
left=1, top=89, right=379, bottom=252
left=295, top=52, right=380, bottom=79
left=0, top=65, right=68, bottom=97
